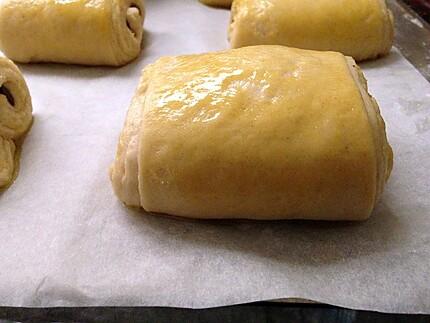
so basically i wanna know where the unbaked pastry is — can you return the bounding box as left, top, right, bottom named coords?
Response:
left=0, top=0, right=145, bottom=66
left=200, top=0, right=232, bottom=7
left=111, top=45, right=393, bottom=220
left=229, top=0, right=394, bottom=61
left=0, top=58, right=32, bottom=189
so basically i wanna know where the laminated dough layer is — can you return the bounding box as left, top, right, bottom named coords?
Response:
left=229, top=0, right=394, bottom=61
left=111, top=45, right=393, bottom=220
left=0, top=0, right=145, bottom=66
left=200, top=0, right=232, bottom=7
left=0, top=58, right=32, bottom=188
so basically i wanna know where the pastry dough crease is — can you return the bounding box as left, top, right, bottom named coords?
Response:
left=0, top=0, right=145, bottom=66
left=111, top=46, right=393, bottom=220
left=0, top=58, right=32, bottom=188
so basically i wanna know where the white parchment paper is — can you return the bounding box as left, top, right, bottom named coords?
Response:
left=0, top=0, right=429, bottom=314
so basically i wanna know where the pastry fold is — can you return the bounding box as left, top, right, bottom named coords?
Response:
left=229, top=0, right=394, bottom=61
left=0, top=0, right=145, bottom=66
left=111, top=46, right=393, bottom=221
left=200, top=0, right=232, bottom=7
left=0, top=58, right=32, bottom=188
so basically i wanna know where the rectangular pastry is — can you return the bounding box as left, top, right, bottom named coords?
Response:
left=0, top=58, right=32, bottom=188
left=0, top=0, right=145, bottom=66
left=111, top=46, right=393, bottom=220
left=229, top=0, right=394, bottom=61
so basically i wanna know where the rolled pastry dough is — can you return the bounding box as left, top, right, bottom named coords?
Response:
left=229, top=0, right=394, bottom=61
left=0, top=0, right=145, bottom=66
left=200, top=0, right=232, bottom=7
left=111, top=45, right=393, bottom=221
left=0, top=58, right=32, bottom=188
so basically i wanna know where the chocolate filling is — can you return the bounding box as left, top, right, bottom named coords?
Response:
left=0, top=85, right=15, bottom=107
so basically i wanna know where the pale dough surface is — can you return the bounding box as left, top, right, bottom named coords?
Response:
left=0, top=0, right=145, bottom=66
left=229, top=0, right=394, bottom=61
left=200, top=0, right=232, bottom=7
left=0, top=58, right=32, bottom=188
left=111, top=45, right=393, bottom=220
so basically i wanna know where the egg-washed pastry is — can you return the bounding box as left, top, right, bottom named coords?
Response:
left=0, top=58, right=32, bottom=189
left=200, top=0, right=232, bottom=7
left=0, top=0, right=145, bottom=66
left=229, top=0, right=394, bottom=61
left=111, top=45, right=393, bottom=221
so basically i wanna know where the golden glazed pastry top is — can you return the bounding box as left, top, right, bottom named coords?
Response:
left=229, top=0, right=394, bottom=61
left=111, top=46, right=392, bottom=220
